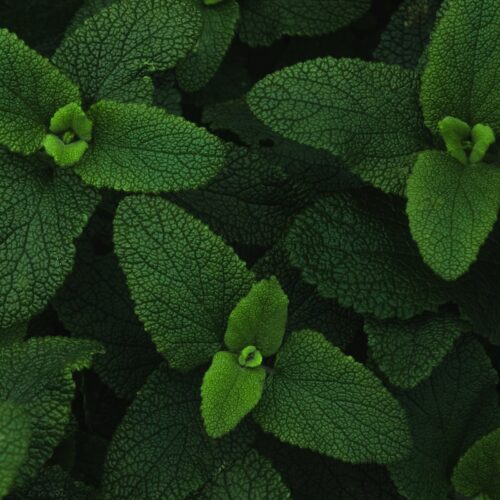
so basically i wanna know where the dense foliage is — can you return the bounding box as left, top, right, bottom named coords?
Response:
left=1, top=0, right=500, bottom=498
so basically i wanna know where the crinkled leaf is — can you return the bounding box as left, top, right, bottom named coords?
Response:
left=224, top=277, right=288, bottom=356
left=201, top=352, right=265, bottom=438
left=452, top=427, right=500, bottom=499
left=53, top=238, right=161, bottom=400
left=0, top=337, right=103, bottom=488
left=192, top=449, right=290, bottom=499
left=238, top=0, right=369, bottom=47
left=10, top=465, right=94, bottom=500
left=254, top=330, right=412, bottom=464
left=421, top=0, right=500, bottom=133
left=177, top=0, right=239, bottom=92
left=286, top=190, right=450, bottom=319
left=407, top=150, right=500, bottom=280
left=388, top=336, right=500, bottom=500
left=75, top=100, right=225, bottom=192
left=248, top=58, right=429, bottom=194
left=366, top=311, right=466, bottom=389
left=0, top=150, right=99, bottom=329
left=0, top=29, right=80, bottom=154
left=374, top=0, right=442, bottom=69
left=114, top=196, right=254, bottom=370
left=53, top=0, right=201, bottom=104
left=102, top=364, right=253, bottom=499
left=253, top=243, right=362, bottom=350
left=0, top=402, right=31, bottom=498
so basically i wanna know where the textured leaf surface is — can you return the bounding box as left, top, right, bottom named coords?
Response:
left=225, top=277, right=288, bottom=356
left=0, top=323, right=27, bottom=347
left=253, top=243, right=362, bottom=350
left=389, top=336, right=500, bottom=500
left=366, top=311, right=465, bottom=389
left=407, top=151, right=500, bottom=280
left=0, top=402, right=31, bottom=498
left=421, top=0, right=500, bottom=133
left=254, top=330, right=411, bottom=464
left=193, top=449, right=290, bottom=499
left=452, top=427, right=500, bottom=499
left=238, top=0, right=369, bottom=47
left=53, top=239, right=161, bottom=400
left=248, top=58, right=429, bottom=194
left=374, top=0, right=442, bottom=69
left=0, top=29, right=80, bottom=154
left=75, top=100, right=225, bottom=192
left=0, top=151, right=99, bottom=329
left=10, top=465, right=94, bottom=500
left=201, top=352, right=265, bottom=438
left=177, top=0, right=239, bottom=92
left=286, top=190, right=450, bottom=319
left=0, top=338, right=102, bottom=487
left=53, top=0, right=201, bottom=104
left=114, top=196, right=254, bottom=370
left=102, top=365, right=253, bottom=499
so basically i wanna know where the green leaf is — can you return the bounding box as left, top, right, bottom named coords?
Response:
left=0, top=323, right=27, bottom=347
left=114, top=196, right=254, bottom=370
left=53, top=0, right=201, bottom=104
left=0, top=29, right=80, bottom=154
left=224, top=277, right=288, bottom=357
left=201, top=351, right=265, bottom=438
left=253, top=243, right=363, bottom=350
left=101, top=364, right=254, bottom=499
left=388, top=336, right=500, bottom=500
left=438, top=116, right=471, bottom=165
left=366, top=311, right=466, bottom=389
left=286, top=190, right=450, bottom=319
left=42, top=135, right=89, bottom=168
left=406, top=150, right=500, bottom=280
left=247, top=58, right=429, bottom=194
left=452, top=427, right=500, bottom=499
left=471, top=123, right=496, bottom=164
left=177, top=0, right=239, bottom=92
left=53, top=236, right=161, bottom=400
left=0, top=151, right=99, bottom=329
left=0, top=337, right=103, bottom=488
left=193, top=449, right=291, bottom=499
left=48, top=102, right=93, bottom=141
left=74, top=100, right=225, bottom=192
left=238, top=0, right=369, bottom=47
left=374, top=0, right=442, bottom=69
left=0, top=402, right=31, bottom=498
left=10, top=465, right=94, bottom=500
left=254, top=330, right=412, bottom=464
left=421, top=0, right=500, bottom=133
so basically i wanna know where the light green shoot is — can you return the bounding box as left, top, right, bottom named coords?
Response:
left=470, top=123, right=496, bottom=164
left=238, top=345, right=263, bottom=368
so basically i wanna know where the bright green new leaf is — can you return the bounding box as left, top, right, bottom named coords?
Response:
left=48, top=102, right=92, bottom=140
left=53, top=236, right=161, bottom=400
left=53, top=0, right=201, bottom=104
left=389, top=336, right=500, bottom=500
left=286, top=191, right=450, bottom=319
left=0, top=337, right=103, bottom=488
left=247, top=57, right=429, bottom=194
left=75, top=100, right=225, bottom=192
left=421, top=0, right=500, bottom=133
left=0, top=29, right=80, bottom=154
left=0, top=402, right=31, bottom=498
left=238, top=0, right=369, bottom=47
left=366, top=311, right=466, bottom=389
left=42, top=135, right=89, bottom=167
left=201, top=351, right=266, bottom=438
left=254, top=330, right=412, bottom=464
left=224, top=276, right=288, bottom=356
left=101, top=365, right=254, bottom=499
left=406, top=150, right=500, bottom=280
left=177, top=0, right=239, bottom=92
left=238, top=345, right=263, bottom=368
left=114, top=196, right=254, bottom=370
left=471, top=123, right=496, bottom=164
left=0, top=150, right=99, bottom=329
left=195, top=449, right=291, bottom=499
left=452, top=427, right=500, bottom=499
left=438, top=116, right=471, bottom=165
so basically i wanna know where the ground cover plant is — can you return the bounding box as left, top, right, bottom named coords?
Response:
left=0, top=0, right=499, bottom=498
